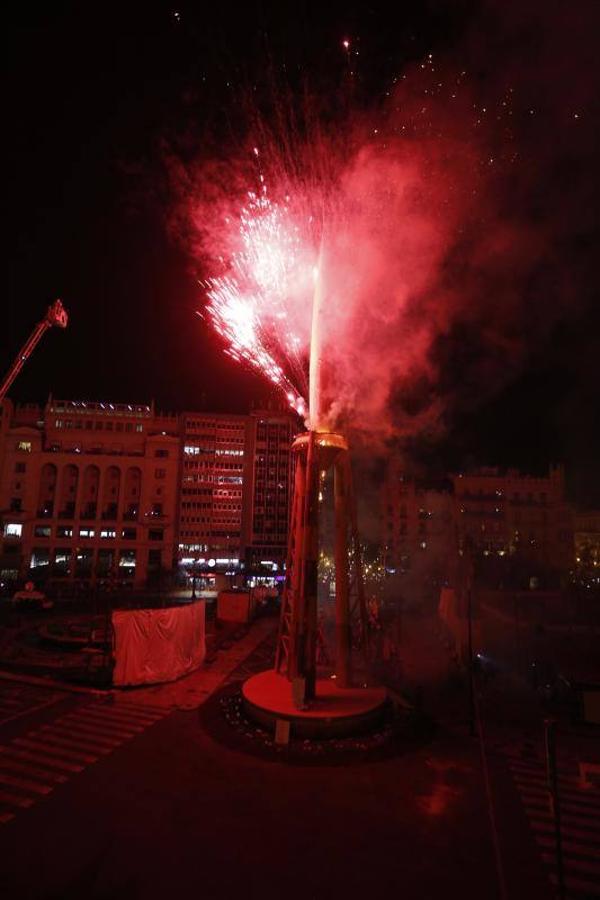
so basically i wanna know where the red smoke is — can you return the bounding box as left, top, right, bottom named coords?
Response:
left=169, top=25, right=595, bottom=447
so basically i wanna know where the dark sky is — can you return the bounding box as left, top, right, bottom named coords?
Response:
left=6, top=2, right=600, bottom=503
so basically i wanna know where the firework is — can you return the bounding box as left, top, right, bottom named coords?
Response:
left=203, top=179, right=318, bottom=422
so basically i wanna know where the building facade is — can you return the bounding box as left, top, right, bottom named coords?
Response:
left=382, top=463, right=454, bottom=574
left=0, top=398, right=180, bottom=590
left=382, top=462, right=575, bottom=586
left=176, top=405, right=297, bottom=584
left=453, top=465, right=574, bottom=572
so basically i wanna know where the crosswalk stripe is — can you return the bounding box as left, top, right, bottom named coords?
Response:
left=73, top=709, right=145, bottom=734
left=530, top=817, right=600, bottom=845
left=535, top=832, right=600, bottom=859
left=520, top=797, right=600, bottom=831
left=31, top=730, right=110, bottom=757
left=519, top=789, right=600, bottom=819
left=0, top=788, right=34, bottom=809
left=49, top=722, right=124, bottom=748
left=549, top=871, right=600, bottom=896
left=0, top=770, right=52, bottom=796
left=33, top=723, right=113, bottom=756
left=114, top=701, right=166, bottom=715
left=509, top=760, right=587, bottom=780
left=513, top=777, right=600, bottom=810
left=66, top=711, right=142, bottom=737
left=541, top=850, right=600, bottom=878
left=103, top=710, right=163, bottom=727
left=19, top=735, right=101, bottom=764
left=110, top=705, right=165, bottom=722
left=508, top=756, right=579, bottom=781
left=9, top=741, right=85, bottom=772
left=509, top=760, right=598, bottom=788
left=0, top=754, right=67, bottom=785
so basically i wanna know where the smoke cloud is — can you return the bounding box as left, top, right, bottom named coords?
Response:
left=168, top=0, right=598, bottom=449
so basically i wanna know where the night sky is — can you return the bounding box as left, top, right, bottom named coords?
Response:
left=6, top=2, right=600, bottom=503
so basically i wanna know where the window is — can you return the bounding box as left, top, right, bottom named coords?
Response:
left=17, top=441, right=32, bottom=452
left=149, top=528, right=164, bottom=541
left=57, top=526, right=73, bottom=538
left=151, top=503, right=163, bottom=516
left=118, top=549, right=136, bottom=576
left=15, top=462, right=26, bottom=473
left=122, top=527, right=137, bottom=540
left=3, top=523, right=23, bottom=538
left=100, top=529, right=116, bottom=539
left=135, top=424, right=143, bottom=433
left=34, top=525, right=52, bottom=538
left=30, top=548, right=50, bottom=569
left=79, top=528, right=95, bottom=538
left=148, top=548, right=162, bottom=567
left=155, top=468, right=166, bottom=479
left=155, top=449, right=169, bottom=458
left=10, top=498, right=22, bottom=512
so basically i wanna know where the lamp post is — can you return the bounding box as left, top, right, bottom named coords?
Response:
left=191, top=561, right=198, bottom=600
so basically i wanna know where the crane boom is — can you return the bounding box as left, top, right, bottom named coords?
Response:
left=0, top=300, right=68, bottom=402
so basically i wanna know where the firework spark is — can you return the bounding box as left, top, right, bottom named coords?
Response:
left=203, top=181, right=317, bottom=420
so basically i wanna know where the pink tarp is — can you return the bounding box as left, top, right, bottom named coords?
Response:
left=112, top=602, right=205, bottom=686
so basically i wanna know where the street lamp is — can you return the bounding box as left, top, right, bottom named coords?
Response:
left=191, top=560, right=198, bottom=600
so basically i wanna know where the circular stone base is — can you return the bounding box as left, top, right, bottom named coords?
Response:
left=242, top=670, right=387, bottom=739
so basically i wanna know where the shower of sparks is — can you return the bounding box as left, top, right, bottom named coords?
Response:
left=202, top=181, right=316, bottom=418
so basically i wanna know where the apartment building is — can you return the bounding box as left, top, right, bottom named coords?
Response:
left=382, top=462, right=575, bottom=581
left=178, top=411, right=253, bottom=575
left=0, top=398, right=180, bottom=589
left=382, top=462, right=454, bottom=573
left=177, top=406, right=298, bottom=580
left=453, top=465, right=574, bottom=570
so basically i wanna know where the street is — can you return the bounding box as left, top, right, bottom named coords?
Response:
left=0, top=613, right=597, bottom=900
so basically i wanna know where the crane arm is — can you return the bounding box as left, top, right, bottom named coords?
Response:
left=0, top=300, right=68, bottom=402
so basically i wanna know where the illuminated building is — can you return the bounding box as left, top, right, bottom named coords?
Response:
left=178, top=411, right=252, bottom=581
left=177, top=405, right=297, bottom=584
left=573, top=509, right=600, bottom=586
left=382, top=463, right=575, bottom=583
left=0, top=398, right=180, bottom=589
left=0, top=395, right=300, bottom=592
left=382, top=462, right=454, bottom=573
left=452, top=465, right=574, bottom=572
left=245, top=408, right=296, bottom=573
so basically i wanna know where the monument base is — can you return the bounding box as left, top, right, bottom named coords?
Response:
left=242, top=670, right=387, bottom=739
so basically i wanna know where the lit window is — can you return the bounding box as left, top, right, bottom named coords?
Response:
left=3, top=523, right=22, bottom=538
left=17, top=441, right=32, bottom=452
left=135, top=424, right=143, bottom=432
left=57, top=526, right=73, bottom=538
left=79, top=528, right=95, bottom=538
left=100, top=529, right=116, bottom=539
left=34, top=525, right=52, bottom=538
